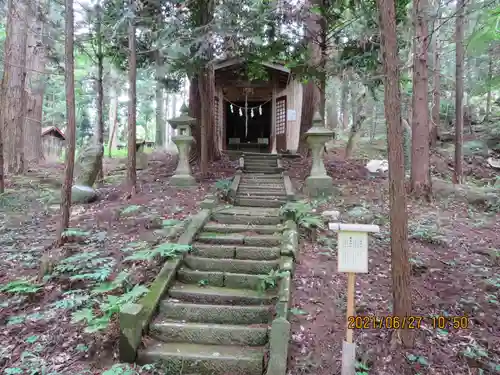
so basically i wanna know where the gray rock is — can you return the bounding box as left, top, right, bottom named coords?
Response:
left=71, top=185, right=98, bottom=204
left=74, top=143, right=104, bottom=186
left=321, top=210, right=340, bottom=222
left=346, top=206, right=375, bottom=224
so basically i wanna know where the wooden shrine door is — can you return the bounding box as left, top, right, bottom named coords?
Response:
left=275, top=96, right=287, bottom=152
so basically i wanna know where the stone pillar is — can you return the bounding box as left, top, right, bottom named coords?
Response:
left=167, top=104, right=196, bottom=186
left=305, top=112, right=335, bottom=197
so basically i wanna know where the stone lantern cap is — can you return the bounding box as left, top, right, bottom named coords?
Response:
left=168, top=103, right=196, bottom=130
left=306, top=111, right=334, bottom=136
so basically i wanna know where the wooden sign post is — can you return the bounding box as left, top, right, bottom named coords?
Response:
left=328, top=222, right=380, bottom=375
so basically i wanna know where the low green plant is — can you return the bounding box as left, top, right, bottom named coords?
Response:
left=71, top=284, right=149, bottom=333
left=280, top=201, right=324, bottom=230
left=257, top=269, right=288, bottom=292
left=123, top=243, right=191, bottom=262
left=0, top=279, right=43, bottom=294
left=214, top=178, right=232, bottom=201
left=355, top=361, right=370, bottom=375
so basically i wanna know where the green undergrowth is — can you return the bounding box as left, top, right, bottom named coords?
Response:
left=214, top=178, right=233, bottom=201
left=280, top=200, right=324, bottom=230
left=0, top=217, right=190, bottom=373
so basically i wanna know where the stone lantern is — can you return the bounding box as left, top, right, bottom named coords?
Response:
left=167, top=103, right=196, bottom=186
left=305, top=111, right=334, bottom=197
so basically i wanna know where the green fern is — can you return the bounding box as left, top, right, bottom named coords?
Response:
left=0, top=279, right=42, bottom=294
left=280, top=201, right=324, bottom=230
left=124, top=243, right=191, bottom=262
left=71, top=285, right=149, bottom=333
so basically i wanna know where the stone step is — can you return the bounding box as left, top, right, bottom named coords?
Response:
left=177, top=267, right=269, bottom=290
left=196, top=233, right=281, bottom=246
left=212, top=213, right=282, bottom=225
left=138, top=341, right=264, bottom=375
left=243, top=168, right=281, bottom=174
left=213, top=206, right=281, bottom=216
left=169, top=282, right=276, bottom=305
left=184, top=255, right=279, bottom=275
left=203, top=222, right=283, bottom=235
left=244, top=162, right=278, bottom=168
left=241, top=173, right=282, bottom=179
left=158, top=301, right=274, bottom=324
left=238, top=183, right=284, bottom=189
left=237, top=193, right=287, bottom=200
left=238, top=184, right=286, bottom=194
left=191, top=244, right=281, bottom=260
left=150, top=319, right=269, bottom=346
left=235, top=198, right=286, bottom=208
left=243, top=152, right=279, bottom=158
left=236, top=194, right=287, bottom=201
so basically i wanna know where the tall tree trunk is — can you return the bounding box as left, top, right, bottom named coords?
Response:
left=345, top=91, right=367, bottom=158
left=298, top=0, right=322, bottom=153
left=2, top=0, right=29, bottom=174
left=168, top=94, right=177, bottom=146
left=410, top=0, right=431, bottom=197
left=340, top=72, right=349, bottom=130
left=107, top=85, right=118, bottom=158
left=484, top=48, right=493, bottom=122
left=56, top=0, right=76, bottom=245
left=155, top=50, right=164, bottom=147
left=188, top=0, right=218, bottom=165
left=377, top=0, right=414, bottom=348
left=95, top=3, right=104, bottom=184
left=127, top=0, right=137, bottom=195
left=189, top=76, right=201, bottom=163
left=454, top=0, right=465, bottom=184
left=24, top=0, right=45, bottom=163
left=430, top=5, right=441, bottom=148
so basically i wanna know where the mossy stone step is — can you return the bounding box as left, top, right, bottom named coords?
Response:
left=184, top=255, right=279, bottom=275
left=240, top=177, right=283, bottom=181
left=203, top=222, right=283, bottom=235
left=212, top=213, right=282, bottom=225
left=138, top=341, right=264, bottom=375
left=177, top=267, right=269, bottom=289
left=197, top=233, right=281, bottom=246
left=239, top=184, right=284, bottom=188
left=244, top=163, right=278, bottom=169
left=158, top=301, right=273, bottom=324
left=238, top=185, right=285, bottom=190
left=150, top=319, right=269, bottom=346
left=214, top=207, right=281, bottom=216
left=169, top=282, right=276, bottom=305
left=237, top=189, right=286, bottom=195
left=235, top=198, right=286, bottom=208
left=236, top=197, right=286, bottom=202
left=191, top=244, right=281, bottom=260
left=178, top=267, right=224, bottom=286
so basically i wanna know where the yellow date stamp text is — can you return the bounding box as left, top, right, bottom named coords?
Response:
left=347, top=315, right=470, bottom=330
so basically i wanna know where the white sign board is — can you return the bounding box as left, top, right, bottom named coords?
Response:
left=337, top=231, right=368, bottom=273
left=287, top=109, right=297, bottom=121
left=329, top=223, right=379, bottom=274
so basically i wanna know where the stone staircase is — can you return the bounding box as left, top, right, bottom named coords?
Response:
left=242, top=152, right=282, bottom=174
left=137, top=207, right=288, bottom=374
left=124, top=153, right=296, bottom=375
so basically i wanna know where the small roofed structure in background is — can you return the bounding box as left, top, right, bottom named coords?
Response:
left=41, top=126, right=65, bottom=160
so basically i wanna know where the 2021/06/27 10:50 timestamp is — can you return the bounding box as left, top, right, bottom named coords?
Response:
left=347, top=315, right=470, bottom=330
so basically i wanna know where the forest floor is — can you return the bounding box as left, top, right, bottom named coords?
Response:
left=286, top=140, right=500, bottom=375
left=0, top=151, right=236, bottom=375
left=1, top=142, right=499, bottom=375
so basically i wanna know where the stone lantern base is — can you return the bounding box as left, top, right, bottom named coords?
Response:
left=170, top=174, right=196, bottom=187
left=305, top=175, right=334, bottom=197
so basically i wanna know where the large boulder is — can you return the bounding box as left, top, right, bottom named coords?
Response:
left=71, top=185, right=98, bottom=204
left=74, top=143, right=103, bottom=186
